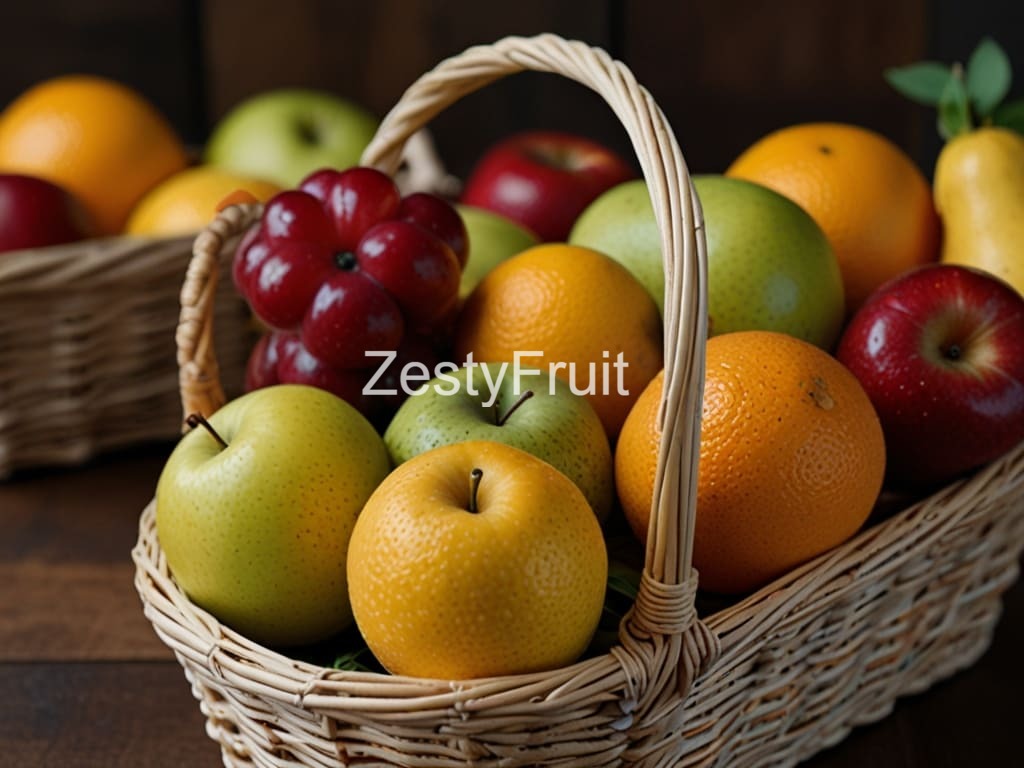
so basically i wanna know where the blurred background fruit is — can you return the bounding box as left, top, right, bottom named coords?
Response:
left=455, top=243, right=662, bottom=439
left=125, top=166, right=281, bottom=236
left=616, top=331, right=885, bottom=594
left=0, top=74, right=188, bottom=235
left=726, top=122, right=940, bottom=313
left=0, top=172, right=93, bottom=253
left=204, top=88, right=379, bottom=188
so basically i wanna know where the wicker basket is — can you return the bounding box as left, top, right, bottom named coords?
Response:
left=0, top=230, right=249, bottom=479
left=133, top=34, right=1024, bottom=767
left=0, top=132, right=452, bottom=480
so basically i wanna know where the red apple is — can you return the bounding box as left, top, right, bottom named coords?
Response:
left=460, top=131, right=635, bottom=242
left=836, top=264, right=1024, bottom=490
left=0, top=173, right=93, bottom=253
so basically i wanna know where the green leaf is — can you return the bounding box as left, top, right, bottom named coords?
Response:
left=938, top=72, right=972, bottom=140
left=332, top=646, right=374, bottom=672
left=607, top=562, right=641, bottom=600
left=885, top=62, right=953, bottom=106
left=992, top=98, right=1024, bottom=134
left=966, top=37, right=1012, bottom=118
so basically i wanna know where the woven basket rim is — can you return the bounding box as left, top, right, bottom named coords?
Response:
left=0, top=230, right=196, bottom=292
left=133, top=437, right=1024, bottom=706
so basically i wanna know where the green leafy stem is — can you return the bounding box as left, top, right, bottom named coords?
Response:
left=885, top=37, right=1024, bottom=139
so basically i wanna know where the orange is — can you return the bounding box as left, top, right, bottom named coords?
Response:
left=454, top=244, right=662, bottom=439
left=726, top=122, right=939, bottom=312
left=615, top=331, right=885, bottom=594
left=0, top=75, right=189, bottom=235
left=126, top=166, right=281, bottom=236
left=346, top=440, right=608, bottom=679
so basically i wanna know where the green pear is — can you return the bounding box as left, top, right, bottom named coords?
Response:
left=155, top=384, right=390, bottom=647
left=457, top=204, right=540, bottom=298
left=569, top=176, right=844, bottom=348
left=936, top=127, right=1024, bottom=297
left=383, top=362, right=613, bottom=521
left=569, top=180, right=665, bottom=314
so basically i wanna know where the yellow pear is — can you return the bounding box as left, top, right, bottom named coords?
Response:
left=935, top=127, right=1024, bottom=296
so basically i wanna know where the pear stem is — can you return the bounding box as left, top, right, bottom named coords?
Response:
left=468, top=468, right=483, bottom=514
left=186, top=413, right=228, bottom=449
left=496, top=390, right=534, bottom=426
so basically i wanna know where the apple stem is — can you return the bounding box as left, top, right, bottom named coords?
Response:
left=496, top=390, right=534, bottom=426
left=185, top=413, right=228, bottom=450
left=468, top=468, right=483, bottom=514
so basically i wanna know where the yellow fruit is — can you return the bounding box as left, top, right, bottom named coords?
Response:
left=727, top=122, right=939, bottom=312
left=0, top=75, right=189, bottom=235
left=935, top=127, right=1024, bottom=296
left=347, top=440, right=608, bottom=679
left=454, top=244, right=662, bottom=439
left=126, top=166, right=281, bottom=236
left=616, top=331, right=885, bottom=594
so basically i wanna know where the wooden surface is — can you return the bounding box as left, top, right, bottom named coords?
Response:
left=0, top=444, right=1019, bottom=766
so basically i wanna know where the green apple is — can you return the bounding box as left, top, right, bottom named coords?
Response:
left=204, top=89, right=379, bottom=188
left=155, top=384, right=390, bottom=647
left=383, top=362, right=613, bottom=521
left=569, top=176, right=845, bottom=349
left=457, top=204, right=539, bottom=298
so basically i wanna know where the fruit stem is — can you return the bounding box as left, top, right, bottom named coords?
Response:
left=496, top=390, right=534, bottom=426
left=468, top=468, right=483, bottom=514
left=185, top=413, right=228, bottom=449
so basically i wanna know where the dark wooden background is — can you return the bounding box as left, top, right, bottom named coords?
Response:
left=2, top=0, right=1022, bottom=184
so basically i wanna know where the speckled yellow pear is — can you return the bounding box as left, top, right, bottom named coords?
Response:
left=935, top=127, right=1024, bottom=297
left=155, top=385, right=390, bottom=647
left=346, top=440, right=608, bottom=679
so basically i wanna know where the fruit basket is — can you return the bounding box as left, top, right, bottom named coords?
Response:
left=0, top=132, right=452, bottom=481
left=133, top=34, right=1024, bottom=767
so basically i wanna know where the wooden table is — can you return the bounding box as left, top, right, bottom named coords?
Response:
left=2, top=444, right=1019, bottom=766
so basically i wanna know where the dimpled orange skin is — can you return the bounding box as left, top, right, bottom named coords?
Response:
left=454, top=244, right=663, bottom=439
left=615, top=331, right=885, bottom=594
left=346, top=440, right=609, bottom=680
left=0, top=75, right=189, bottom=235
left=726, top=123, right=939, bottom=313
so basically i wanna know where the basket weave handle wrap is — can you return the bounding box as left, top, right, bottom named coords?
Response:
left=363, top=34, right=709, bottom=610
left=177, top=203, right=262, bottom=419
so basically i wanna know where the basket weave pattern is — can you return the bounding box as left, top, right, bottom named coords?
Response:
left=133, top=34, right=1024, bottom=768
left=0, top=233, right=251, bottom=478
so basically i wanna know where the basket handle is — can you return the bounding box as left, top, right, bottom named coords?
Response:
left=362, top=34, right=709, bottom=597
left=178, top=34, right=717, bottom=690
